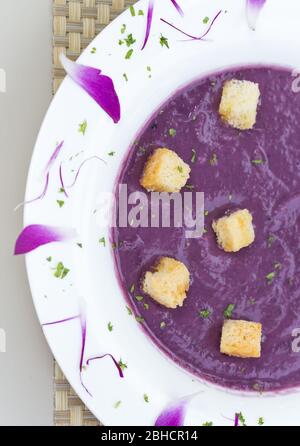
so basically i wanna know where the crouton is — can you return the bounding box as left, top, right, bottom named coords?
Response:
left=219, top=79, right=260, bottom=130
left=142, top=257, right=190, bottom=309
left=220, top=319, right=262, bottom=358
left=140, top=148, right=191, bottom=193
left=212, top=209, right=255, bottom=253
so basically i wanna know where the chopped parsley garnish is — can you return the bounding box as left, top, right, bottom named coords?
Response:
left=185, top=184, right=194, bottom=190
left=209, top=153, right=218, bottom=166
left=258, top=417, right=264, bottom=426
left=147, top=66, right=152, bottom=72
left=203, top=16, right=210, bottom=24
left=177, top=165, right=183, bottom=173
left=130, top=5, right=135, bottom=16
left=53, top=262, right=70, bottom=279
left=78, top=120, right=87, bottom=135
left=266, top=271, right=276, bottom=283
left=59, top=187, right=65, bottom=193
left=126, top=306, right=133, bottom=316
left=56, top=200, right=64, bottom=208
left=160, top=34, right=169, bottom=48
left=114, top=401, right=122, bottom=409
left=169, top=128, right=176, bottom=137
left=191, top=149, right=197, bottom=163
left=224, top=303, right=235, bottom=319
left=135, top=295, right=144, bottom=302
left=118, top=39, right=124, bottom=45
left=125, top=49, right=134, bottom=59
left=251, top=159, right=264, bottom=165
left=46, top=256, right=52, bottom=262
left=121, top=24, right=126, bottom=34
left=143, top=394, right=149, bottom=403
left=124, top=33, right=136, bottom=47
left=123, top=73, right=128, bottom=82
left=107, top=322, right=113, bottom=332
left=99, top=237, right=106, bottom=247
left=267, top=234, right=275, bottom=247
left=118, top=359, right=127, bottom=371
left=90, top=47, right=97, bottom=54
left=202, top=421, right=213, bottom=426
left=204, top=210, right=209, bottom=216
left=160, top=321, right=166, bottom=329
left=143, top=303, right=149, bottom=310
left=237, top=412, right=247, bottom=426
left=130, top=284, right=135, bottom=293
left=77, top=243, right=83, bottom=248
left=135, top=315, right=145, bottom=323
left=108, top=151, right=116, bottom=156
left=199, top=309, right=211, bottom=319
left=138, top=9, right=144, bottom=16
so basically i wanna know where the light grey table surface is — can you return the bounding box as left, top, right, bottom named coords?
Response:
left=0, top=0, right=53, bottom=426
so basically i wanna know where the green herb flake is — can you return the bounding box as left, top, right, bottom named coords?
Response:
left=126, top=306, right=133, bottom=316
left=77, top=243, right=83, bottom=248
left=237, top=412, right=247, bottom=426
left=107, top=322, right=113, bottom=332
left=199, top=309, right=211, bottom=319
left=90, top=47, right=97, bottom=54
left=135, top=315, right=145, bottom=323
left=143, top=394, right=149, bottom=403
left=138, top=10, right=144, bottom=16
left=108, top=151, right=116, bottom=156
left=121, top=24, right=126, bottom=34
left=124, top=33, right=136, bottom=47
left=169, top=128, right=176, bottom=137
left=160, top=34, right=169, bottom=49
left=56, top=200, right=64, bottom=208
left=191, top=149, right=197, bottom=163
left=114, top=401, right=122, bottom=409
left=53, top=262, right=70, bottom=279
left=251, top=159, right=264, bottom=165
left=118, top=359, right=127, bottom=371
left=125, top=49, right=134, bottom=59
left=185, top=184, right=194, bottom=190
left=204, top=210, right=209, bottom=216
left=46, top=256, right=52, bottom=262
left=123, top=73, right=128, bottom=82
left=258, top=417, right=264, bottom=426
left=143, top=303, right=149, bottom=310
left=224, top=303, right=235, bottom=319
left=147, top=66, right=152, bottom=72
left=78, top=120, right=87, bottom=135
left=130, top=284, right=135, bottom=293
left=203, top=16, right=210, bottom=24
left=99, top=237, right=106, bottom=247
left=209, top=153, right=218, bottom=166
left=202, top=421, right=213, bottom=426
left=135, top=295, right=144, bottom=302
left=160, top=321, right=166, bottom=329
left=267, top=234, right=275, bottom=247
left=118, top=39, right=124, bottom=46
left=130, top=5, right=135, bottom=16
left=59, top=187, right=65, bottom=193
left=177, top=165, right=183, bottom=173
left=266, top=271, right=276, bottom=283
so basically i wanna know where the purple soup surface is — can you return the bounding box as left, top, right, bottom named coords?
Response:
left=112, top=66, right=300, bottom=392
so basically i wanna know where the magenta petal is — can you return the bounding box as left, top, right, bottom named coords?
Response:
left=234, top=413, right=239, bottom=426
left=59, top=156, right=106, bottom=193
left=60, top=54, right=120, bottom=123
left=246, top=0, right=266, bottom=30
left=170, top=0, right=184, bottom=16
left=86, top=354, right=124, bottom=378
left=142, top=0, right=155, bottom=50
left=14, top=224, right=77, bottom=255
left=155, top=396, right=192, bottom=427
left=44, top=141, right=64, bottom=175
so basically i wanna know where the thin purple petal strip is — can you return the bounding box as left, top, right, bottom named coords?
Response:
left=42, top=315, right=80, bottom=327
left=86, top=355, right=124, bottom=378
left=14, top=224, right=77, bottom=255
left=142, top=0, right=155, bottom=50
left=59, top=156, right=106, bottom=192
left=246, top=0, right=266, bottom=30
left=160, top=10, right=222, bottom=40
left=155, top=395, right=195, bottom=427
left=170, top=0, right=184, bottom=17
left=60, top=54, right=120, bottom=123
left=44, top=141, right=64, bottom=175
left=14, top=173, right=50, bottom=211
left=234, top=413, right=239, bottom=426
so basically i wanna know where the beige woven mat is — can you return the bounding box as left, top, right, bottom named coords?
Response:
left=53, top=0, right=135, bottom=426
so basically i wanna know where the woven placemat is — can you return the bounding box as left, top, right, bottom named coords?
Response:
left=53, top=0, right=135, bottom=426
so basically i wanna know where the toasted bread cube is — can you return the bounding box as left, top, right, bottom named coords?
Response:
left=219, top=79, right=260, bottom=130
left=140, top=148, right=191, bottom=193
left=212, top=209, right=255, bottom=253
left=143, top=257, right=190, bottom=309
left=220, top=320, right=262, bottom=358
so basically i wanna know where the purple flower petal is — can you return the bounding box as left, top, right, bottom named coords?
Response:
left=14, top=224, right=77, bottom=255
left=170, top=0, right=184, bottom=16
left=160, top=10, right=222, bottom=41
left=59, top=156, right=106, bottom=195
left=234, top=413, right=239, bottom=426
left=60, top=54, right=120, bottom=123
left=142, top=0, right=155, bottom=50
left=42, top=315, right=80, bottom=327
left=246, top=0, right=266, bottom=30
left=44, top=141, right=64, bottom=175
left=155, top=395, right=195, bottom=427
